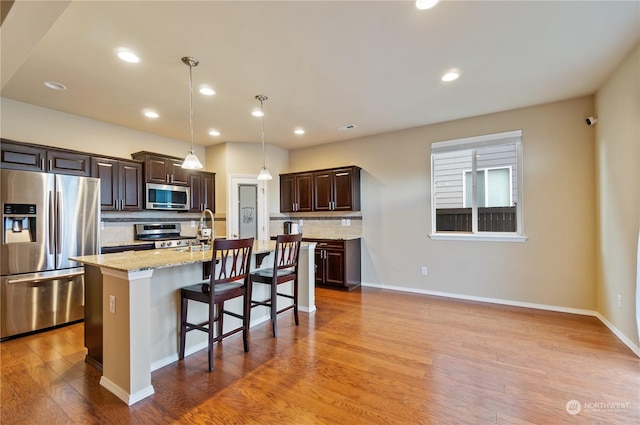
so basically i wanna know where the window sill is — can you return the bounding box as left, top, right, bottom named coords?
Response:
left=429, top=233, right=528, bottom=242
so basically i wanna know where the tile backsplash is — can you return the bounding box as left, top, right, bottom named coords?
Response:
left=100, top=210, right=223, bottom=246
left=269, top=211, right=362, bottom=239
left=101, top=210, right=361, bottom=246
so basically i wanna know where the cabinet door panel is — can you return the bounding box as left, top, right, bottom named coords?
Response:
left=324, top=250, right=345, bottom=286
left=169, top=160, right=188, bottom=185
left=333, top=169, right=354, bottom=211
left=313, top=172, right=332, bottom=211
left=120, top=161, right=143, bottom=210
left=314, top=250, right=325, bottom=285
left=1, top=142, right=46, bottom=171
left=91, top=157, right=118, bottom=210
left=189, top=173, right=203, bottom=212
left=202, top=173, right=215, bottom=211
left=47, top=150, right=91, bottom=176
left=280, top=175, right=295, bottom=212
left=146, top=156, right=169, bottom=183
left=296, top=173, right=314, bottom=212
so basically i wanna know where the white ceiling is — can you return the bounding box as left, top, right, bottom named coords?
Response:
left=1, top=1, right=638, bottom=150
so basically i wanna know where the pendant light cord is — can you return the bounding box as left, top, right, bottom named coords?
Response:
left=260, top=97, right=266, bottom=168
left=188, top=63, right=194, bottom=154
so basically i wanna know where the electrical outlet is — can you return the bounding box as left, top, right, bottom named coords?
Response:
left=617, top=294, right=622, bottom=309
left=190, top=220, right=196, bottom=227
left=109, top=295, right=116, bottom=314
left=421, top=266, right=428, bottom=275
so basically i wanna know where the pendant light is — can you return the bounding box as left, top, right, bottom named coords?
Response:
left=181, top=56, right=203, bottom=169
left=255, top=94, right=272, bottom=180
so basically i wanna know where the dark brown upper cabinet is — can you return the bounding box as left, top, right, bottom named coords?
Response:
left=280, top=166, right=361, bottom=213
left=280, top=172, right=314, bottom=213
left=1, top=139, right=91, bottom=176
left=91, top=157, right=143, bottom=211
left=188, top=171, right=216, bottom=213
left=313, top=167, right=361, bottom=211
left=131, top=151, right=189, bottom=186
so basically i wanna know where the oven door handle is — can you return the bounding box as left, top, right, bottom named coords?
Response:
left=8, top=270, right=84, bottom=285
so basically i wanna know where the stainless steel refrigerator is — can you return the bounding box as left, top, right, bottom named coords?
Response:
left=1, top=169, right=100, bottom=340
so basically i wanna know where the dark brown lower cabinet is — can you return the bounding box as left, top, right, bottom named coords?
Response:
left=308, top=238, right=361, bottom=291
left=84, top=264, right=104, bottom=372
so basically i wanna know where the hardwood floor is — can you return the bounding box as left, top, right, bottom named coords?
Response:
left=1, top=287, right=638, bottom=424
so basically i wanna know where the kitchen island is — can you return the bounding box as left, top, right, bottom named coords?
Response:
left=71, top=240, right=316, bottom=405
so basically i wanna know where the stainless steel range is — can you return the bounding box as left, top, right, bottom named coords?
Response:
left=134, top=223, right=200, bottom=249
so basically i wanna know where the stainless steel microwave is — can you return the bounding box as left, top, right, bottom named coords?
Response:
left=146, top=183, right=190, bottom=210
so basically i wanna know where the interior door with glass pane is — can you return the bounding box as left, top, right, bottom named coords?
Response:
left=238, top=184, right=257, bottom=239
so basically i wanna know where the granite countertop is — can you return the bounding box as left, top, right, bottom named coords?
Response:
left=101, top=240, right=157, bottom=248
left=268, top=234, right=361, bottom=241
left=301, top=235, right=361, bottom=241
left=73, top=240, right=280, bottom=273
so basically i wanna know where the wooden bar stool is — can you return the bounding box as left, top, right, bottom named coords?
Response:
left=178, top=237, right=254, bottom=372
left=250, top=234, right=302, bottom=337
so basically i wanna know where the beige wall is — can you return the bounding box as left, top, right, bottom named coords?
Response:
left=1, top=98, right=206, bottom=164
left=290, top=96, right=597, bottom=310
left=595, top=43, right=640, bottom=348
left=203, top=141, right=289, bottom=235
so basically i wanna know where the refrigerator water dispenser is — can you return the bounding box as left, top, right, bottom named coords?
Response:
left=3, top=204, right=36, bottom=244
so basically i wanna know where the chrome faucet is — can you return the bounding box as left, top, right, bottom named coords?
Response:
left=198, top=208, right=215, bottom=245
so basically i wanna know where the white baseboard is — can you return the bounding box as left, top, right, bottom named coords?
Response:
left=361, top=281, right=640, bottom=358
left=150, top=313, right=275, bottom=372
left=593, top=312, right=640, bottom=357
left=100, top=376, right=154, bottom=405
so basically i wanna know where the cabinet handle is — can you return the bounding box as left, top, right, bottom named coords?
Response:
left=49, top=159, right=53, bottom=170
left=120, top=199, right=124, bottom=210
left=41, top=158, right=45, bottom=170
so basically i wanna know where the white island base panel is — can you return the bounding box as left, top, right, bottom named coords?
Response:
left=97, top=245, right=316, bottom=405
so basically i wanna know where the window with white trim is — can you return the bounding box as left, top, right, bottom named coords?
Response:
left=463, top=166, right=512, bottom=208
left=430, top=130, right=524, bottom=239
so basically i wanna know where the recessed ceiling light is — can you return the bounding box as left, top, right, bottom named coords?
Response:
left=294, top=129, right=305, bottom=135
left=441, top=70, right=460, bottom=82
left=143, top=110, right=159, bottom=118
left=416, top=0, right=439, bottom=10
left=44, top=81, right=66, bottom=90
left=117, top=49, right=140, bottom=63
left=252, top=110, right=264, bottom=117
left=209, top=129, right=220, bottom=136
left=199, top=87, right=215, bottom=96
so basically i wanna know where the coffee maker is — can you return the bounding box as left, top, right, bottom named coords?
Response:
left=283, top=221, right=292, bottom=234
